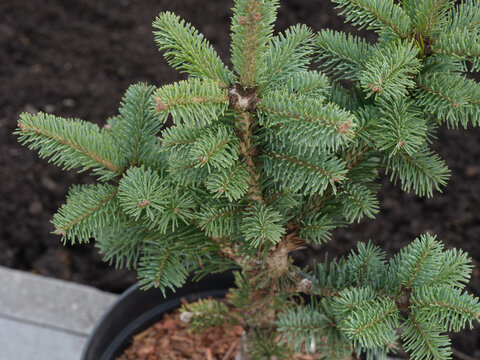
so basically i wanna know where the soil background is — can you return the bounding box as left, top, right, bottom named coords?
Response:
left=1, top=0, right=479, bottom=357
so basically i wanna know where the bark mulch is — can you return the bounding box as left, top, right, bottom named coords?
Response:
left=117, top=306, right=323, bottom=360
left=116, top=308, right=243, bottom=360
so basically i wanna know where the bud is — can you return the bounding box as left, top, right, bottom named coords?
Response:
left=238, top=16, right=248, bottom=25
left=337, top=120, right=351, bottom=134
left=137, top=199, right=151, bottom=207
left=296, top=278, right=313, bottom=294
left=155, top=97, right=168, bottom=111
left=252, top=12, right=261, bottom=22
left=180, top=311, right=194, bottom=323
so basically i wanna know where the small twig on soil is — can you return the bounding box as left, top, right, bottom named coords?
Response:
left=223, top=339, right=240, bottom=360
left=452, top=347, right=477, bottom=360
left=205, top=347, right=214, bottom=360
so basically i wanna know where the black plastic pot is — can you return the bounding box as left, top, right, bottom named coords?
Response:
left=81, top=271, right=235, bottom=360
left=82, top=271, right=380, bottom=360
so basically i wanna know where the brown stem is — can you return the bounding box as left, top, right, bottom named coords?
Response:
left=292, top=145, right=370, bottom=229
left=452, top=348, right=478, bottom=360
left=237, top=110, right=263, bottom=203
left=256, top=102, right=353, bottom=135
left=417, top=84, right=459, bottom=107
left=19, top=123, right=123, bottom=174
left=346, top=0, right=409, bottom=38
left=431, top=45, right=480, bottom=59
left=55, top=188, right=118, bottom=234
left=229, top=86, right=262, bottom=204
left=209, top=235, right=259, bottom=268
left=154, top=93, right=228, bottom=110
left=346, top=146, right=370, bottom=169
left=266, top=151, right=340, bottom=182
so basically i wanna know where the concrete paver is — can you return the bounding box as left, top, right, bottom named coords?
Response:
left=0, top=317, right=86, bottom=360
left=0, top=266, right=118, bottom=360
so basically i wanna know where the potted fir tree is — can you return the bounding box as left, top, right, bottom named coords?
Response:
left=15, top=0, right=480, bottom=359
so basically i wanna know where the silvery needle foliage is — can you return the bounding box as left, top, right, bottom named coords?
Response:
left=16, top=0, right=480, bottom=359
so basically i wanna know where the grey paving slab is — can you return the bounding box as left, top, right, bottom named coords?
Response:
left=0, top=266, right=118, bottom=336
left=0, top=317, right=86, bottom=360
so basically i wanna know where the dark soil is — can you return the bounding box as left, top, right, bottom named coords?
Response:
left=1, top=0, right=479, bottom=356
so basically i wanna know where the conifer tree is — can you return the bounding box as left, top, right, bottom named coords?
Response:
left=15, top=0, right=480, bottom=359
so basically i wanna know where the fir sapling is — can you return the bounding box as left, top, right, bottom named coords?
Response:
left=15, top=0, right=480, bottom=359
